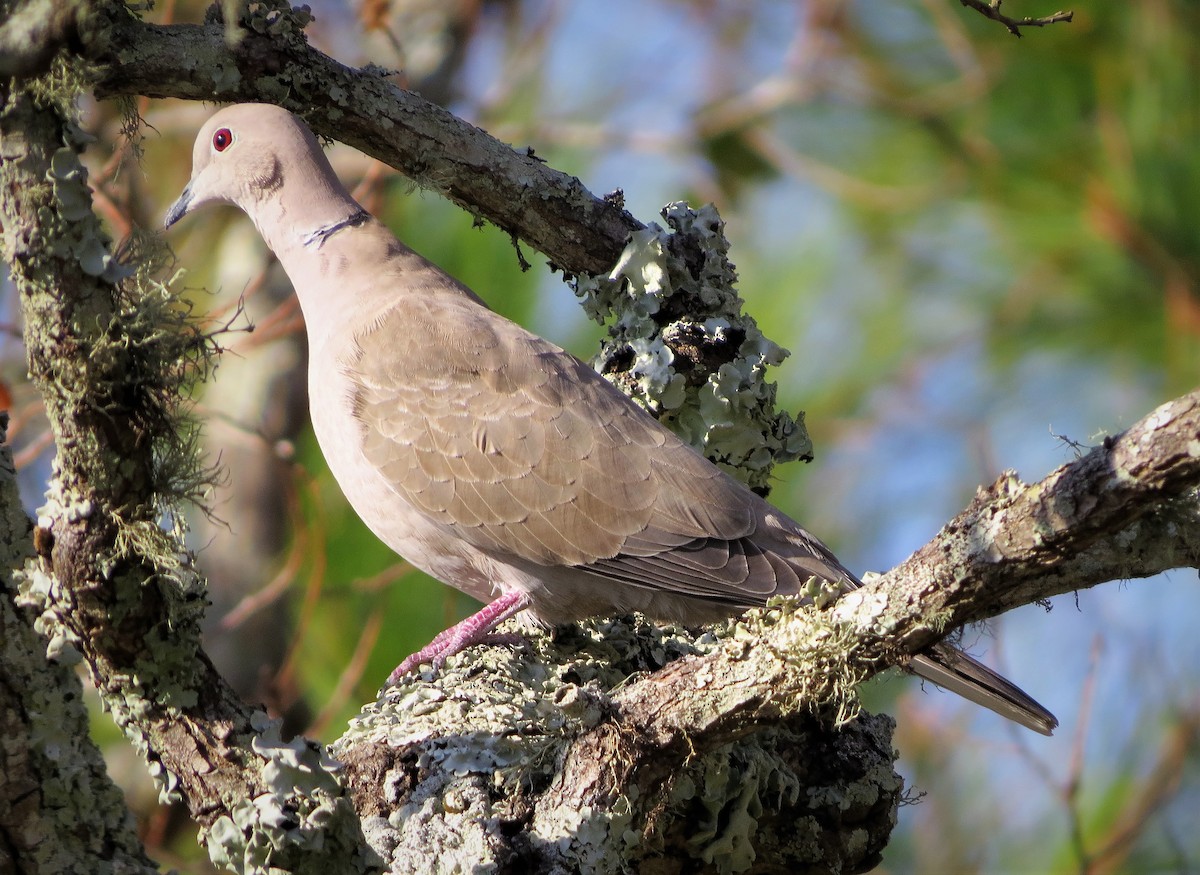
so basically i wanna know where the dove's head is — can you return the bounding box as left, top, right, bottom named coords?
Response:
left=164, top=103, right=353, bottom=233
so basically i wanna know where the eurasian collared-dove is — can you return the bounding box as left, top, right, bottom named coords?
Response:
left=165, top=104, right=1057, bottom=735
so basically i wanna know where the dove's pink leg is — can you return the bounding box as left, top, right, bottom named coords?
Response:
left=388, top=590, right=532, bottom=683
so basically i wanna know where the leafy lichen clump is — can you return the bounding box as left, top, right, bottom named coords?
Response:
left=206, top=711, right=370, bottom=874
left=573, top=202, right=813, bottom=493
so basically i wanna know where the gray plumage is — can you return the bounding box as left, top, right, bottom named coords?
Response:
left=166, top=104, right=1056, bottom=735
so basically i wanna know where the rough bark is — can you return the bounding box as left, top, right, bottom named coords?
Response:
left=82, top=1, right=639, bottom=277
left=327, top=392, right=1200, bottom=872
left=0, top=414, right=160, bottom=874
left=883, top=392, right=1200, bottom=653
left=0, top=78, right=372, bottom=873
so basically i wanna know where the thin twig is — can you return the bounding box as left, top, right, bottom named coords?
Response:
left=958, top=0, right=1073, bottom=37
left=305, top=608, right=384, bottom=739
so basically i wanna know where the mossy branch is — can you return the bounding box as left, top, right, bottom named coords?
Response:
left=0, top=78, right=374, bottom=874
left=328, top=390, right=1200, bottom=871
left=0, top=414, right=159, bottom=873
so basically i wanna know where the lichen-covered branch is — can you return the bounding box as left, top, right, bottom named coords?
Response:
left=879, top=390, right=1200, bottom=653
left=592, top=391, right=1200, bottom=750
left=2, top=3, right=1196, bottom=873
left=81, top=1, right=639, bottom=277
left=0, top=415, right=159, bottom=874
left=334, top=619, right=900, bottom=873
left=329, top=389, right=1200, bottom=872
left=0, top=78, right=372, bottom=874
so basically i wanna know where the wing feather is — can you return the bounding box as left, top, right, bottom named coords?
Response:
left=349, top=296, right=849, bottom=604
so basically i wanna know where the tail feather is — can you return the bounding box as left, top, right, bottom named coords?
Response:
left=910, top=645, right=1058, bottom=736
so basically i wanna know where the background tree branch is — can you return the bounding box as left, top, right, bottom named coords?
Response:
left=958, top=0, right=1074, bottom=37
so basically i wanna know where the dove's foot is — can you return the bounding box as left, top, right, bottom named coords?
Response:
left=387, top=589, right=531, bottom=684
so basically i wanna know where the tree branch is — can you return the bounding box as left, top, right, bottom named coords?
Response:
left=883, top=390, right=1200, bottom=652
left=0, top=415, right=159, bottom=873
left=334, top=618, right=901, bottom=873
left=82, top=3, right=639, bottom=276
left=556, top=391, right=1200, bottom=764
left=329, top=390, right=1200, bottom=870
left=4, top=3, right=1193, bottom=872
left=958, top=0, right=1074, bottom=37
left=0, top=78, right=374, bottom=874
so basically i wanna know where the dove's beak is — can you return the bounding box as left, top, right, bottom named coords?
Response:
left=164, top=182, right=194, bottom=230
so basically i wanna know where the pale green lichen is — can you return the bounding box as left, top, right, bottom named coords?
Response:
left=335, top=618, right=718, bottom=871
left=683, top=744, right=799, bottom=873
left=525, top=651, right=896, bottom=874
left=830, top=587, right=893, bottom=634
left=573, top=202, right=812, bottom=492
left=199, top=0, right=332, bottom=107
left=337, top=615, right=897, bottom=872
left=338, top=619, right=699, bottom=787
left=0, top=416, right=158, bottom=873
left=731, top=597, right=867, bottom=727
left=204, top=711, right=372, bottom=874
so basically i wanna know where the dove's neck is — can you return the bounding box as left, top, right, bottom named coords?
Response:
left=247, top=177, right=372, bottom=346
left=254, top=178, right=490, bottom=356
left=249, top=172, right=362, bottom=261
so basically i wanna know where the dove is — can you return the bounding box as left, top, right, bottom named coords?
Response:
left=165, top=104, right=1057, bottom=735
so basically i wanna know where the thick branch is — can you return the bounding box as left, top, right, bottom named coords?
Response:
left=883, top=390, right=1200, bottom=651
left=332, top=389, right=1200, bottom=871
left=335, top=621, right=900, bottom=873
left=608, top=391, right=1200, bottom=750
left=82, top=4, right=640, bottom=276
left=0, top=80, right=371, bottom=874
left=7, top=5, right=1188, bottom=872
left=0, top=416, right=159, bottom=873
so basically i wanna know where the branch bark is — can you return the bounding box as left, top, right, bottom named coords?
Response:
left=884, top=392, right=1200, bottom=651
left=0, top=79, right=373, bottom=874
left=83, top=2, right=639, bottom=277
left=328, top=390, right=1200, bottom=872
left=958, top=0, right=1074, bottom=37
left=0, top=415, right=159, bottom=874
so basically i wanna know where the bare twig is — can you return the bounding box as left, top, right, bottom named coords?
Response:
left=959, top=0, right=1073, bottom=37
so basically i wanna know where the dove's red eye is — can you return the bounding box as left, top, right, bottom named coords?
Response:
left=212, top=128, right=233, bottom=152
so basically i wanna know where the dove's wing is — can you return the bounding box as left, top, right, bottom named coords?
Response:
left=350, top=292, right=853, bottom=608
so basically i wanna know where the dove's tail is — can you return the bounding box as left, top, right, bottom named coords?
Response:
left=909, top=645, right=1058, bottom=735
